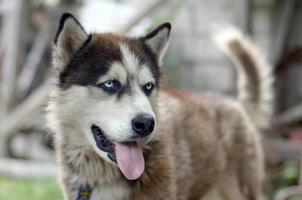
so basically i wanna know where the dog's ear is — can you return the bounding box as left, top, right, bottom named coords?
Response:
left=53, top=13, right=89, bottom=72
left=143, top=23, right=171, bottom=64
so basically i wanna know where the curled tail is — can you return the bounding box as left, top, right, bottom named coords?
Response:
left=214, top=28, right=274, bottom=129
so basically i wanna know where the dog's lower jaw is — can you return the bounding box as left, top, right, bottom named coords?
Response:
left=57, top=140, right=122, bottom=184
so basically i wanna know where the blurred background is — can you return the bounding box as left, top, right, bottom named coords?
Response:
left=0, top=0, right=302, bottom=199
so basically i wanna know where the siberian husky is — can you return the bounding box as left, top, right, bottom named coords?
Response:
left=47, top=13, right=273, bottom=200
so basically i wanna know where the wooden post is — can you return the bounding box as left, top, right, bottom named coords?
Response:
left=0, top=0, right=22, bottom=117
left=17, top=17, right=51, bottom=97
left=234, top=0, right=252, bottom=33
left=271, top=0, right=296, bottom=65
left=0, top=80, right=50, bottom=139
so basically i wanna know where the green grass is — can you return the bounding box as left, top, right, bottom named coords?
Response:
left=266, top=161, right=302, bottom=200
left=0, top=176, right=63, bottom=200
left=0, top=161, right=301, bottom=200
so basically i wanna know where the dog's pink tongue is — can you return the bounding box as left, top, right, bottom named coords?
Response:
left=114, top=142, right=145, bottom=180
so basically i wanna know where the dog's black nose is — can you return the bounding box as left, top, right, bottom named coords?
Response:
left=131, top=114, right=155, bottom=136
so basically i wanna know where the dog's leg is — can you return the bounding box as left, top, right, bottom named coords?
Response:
left=233, top=111, right=266, bottom=200
left=238, top=131, right=265, bottom=200
left=216, top=103, right=266, bottom=200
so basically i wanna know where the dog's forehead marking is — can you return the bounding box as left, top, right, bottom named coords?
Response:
left=119, top=43, right=155, bottom=84
left=120, top=43, right=140, bottom=75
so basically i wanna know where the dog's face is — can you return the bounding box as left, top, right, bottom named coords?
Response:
left=52, top=13, right=170, bottom=180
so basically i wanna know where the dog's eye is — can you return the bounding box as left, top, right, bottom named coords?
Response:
left=99, top=80, right=121, bottom=93
left=143, top=82, right=154, bottom=95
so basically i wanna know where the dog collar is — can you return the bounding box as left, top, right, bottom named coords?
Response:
left=77, top=185, right=92, bottom=200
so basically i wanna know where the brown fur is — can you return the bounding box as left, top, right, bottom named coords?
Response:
left=127, top=90, right=265, bottom=200
left=48, top=14, right=272, bottom=200
left=51, top=89, right=265, bottom=199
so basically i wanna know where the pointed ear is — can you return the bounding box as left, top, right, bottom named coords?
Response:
left=144, top=23, right=171, bottom=64
left=53, top=13, right=90, bottom=72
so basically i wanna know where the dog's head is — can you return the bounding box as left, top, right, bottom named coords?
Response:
left=51, top=13, right=170, bottom=180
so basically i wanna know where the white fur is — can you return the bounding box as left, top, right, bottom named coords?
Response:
left=138, top=66, right=155, bottom=85
left=97, top=62, right=128, bottom=85
left=120, top=44, right=140, bottom=75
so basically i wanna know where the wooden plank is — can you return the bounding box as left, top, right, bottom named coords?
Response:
left=0, top=0, right=22, bottom=117
left=234, top=0, right=252, bottom=33
left=0, top=80, right=50, bottom=139
left=17, top=17, right=50, bottom=97
left=274, top=103, right=302, bottom=125
left=0, top=158, right=56, bottom=178
left=263, top=137, right=302, bottom=162
left=271, top=0, right=296, bottom=64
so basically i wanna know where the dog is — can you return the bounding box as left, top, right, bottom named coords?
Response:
left=46, top=13, right=273, bottom=200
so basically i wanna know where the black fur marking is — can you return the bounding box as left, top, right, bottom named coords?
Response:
left=116, top=79, right=132, bottom=99
left=79, top=34, right=92, bottom=51
left=59, top=35, right=122, bottom=89
left=144, top=22, right=171, bottom=40
left=54, top=12, right=88, bottom=45
left=85, top=155, right=89, bottom=163
left=91, top=125, right=116, bottom=163
left=141, top=23, right=171, bottom=84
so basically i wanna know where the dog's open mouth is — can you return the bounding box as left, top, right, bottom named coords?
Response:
left=91, top=124, right=145, bottom=180
left=91, top=125, right=116, bottom=162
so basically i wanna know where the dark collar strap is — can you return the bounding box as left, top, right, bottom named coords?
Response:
left=77, top=184, right=92, bottom=200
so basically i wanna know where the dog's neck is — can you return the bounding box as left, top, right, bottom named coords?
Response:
left=57, top=134, right=123, bottom=187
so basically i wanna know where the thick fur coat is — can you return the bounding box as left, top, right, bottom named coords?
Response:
left=47, top=13, right=273, bottom=200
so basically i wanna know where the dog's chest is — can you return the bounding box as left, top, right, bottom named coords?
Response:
left=89, top=181, right=130, bottom=200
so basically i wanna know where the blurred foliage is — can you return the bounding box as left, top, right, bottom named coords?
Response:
left=144, top=0, right=187, bottom=33
left=164, top=53, right=184, bottom=88
left=0, top=176, right=62, bottom=200
left=153, top=0, right=187, bottom=25
left=44, top=0, right=60, bottom=7
left=288, top=197, right=302, bottom=200
left=267, top=161, right=301, bottom=200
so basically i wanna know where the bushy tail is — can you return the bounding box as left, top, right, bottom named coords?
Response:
left=214, top=28, right=274, bottom=129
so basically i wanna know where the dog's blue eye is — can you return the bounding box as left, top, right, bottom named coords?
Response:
left=104, top=81, right=114, bottom=88
left=143, top=82, right=154, bottom=95
left=100, top=80, right=121, bottom=93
